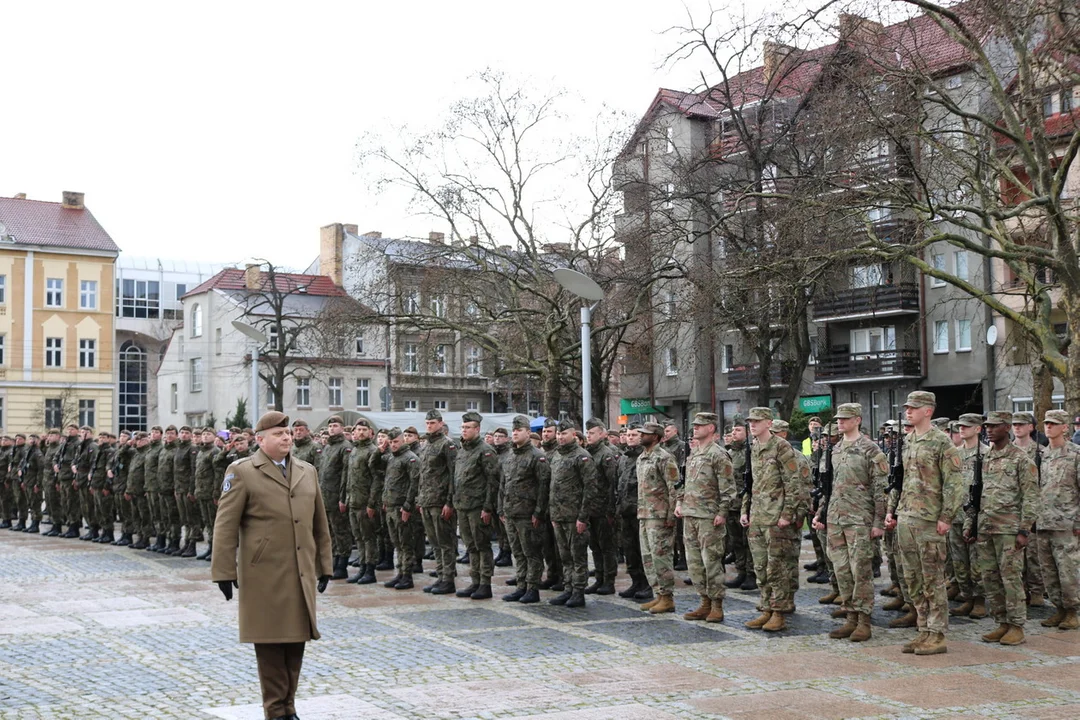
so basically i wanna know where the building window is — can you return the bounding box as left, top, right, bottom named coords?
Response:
left=118, top=341, right=148, bottom=431
left=296, top=377, right=310, bottom=407
left=850, top=326, right=895, bottom=355
left=46, top=278, right=63, bottom=307
left=665, top=126, right=674, bottom=154
left=175, top=283, right=187, bottom=300
left=78, top=339, right=96, bottom=368
left=78, top=399, right=95, bottom=428
left=808, top=334, right=819, bottom=365
left=44, top=398, right=62, bottom=428
left=665, top=346, right=678, bottom=376
left=466, top=346, right=481, bottom=376
left=663, top=183, right=674, bottom=209
left=867, top=205, right=892, bottom=223
left=118, top=279, right=161, bottom=319
left=1043, top=94, right=1055, bottom=118
left=215, top=328, right=222, bottom=355
left=328, top=377, right=343, bottom=407
left=190, top=303, right=202, bottom=337
left=356, top=379, right=370, bottom=408
left=0, top=397, right=3, bottom=428
left=0, top=334, right=4, bottom=365
left=434, top=400, right=448, bottom=411
left=465, top=400, right=479, bottom=411
left=404, top=290, right=420, bottom=314
left=851, top=264, right=884, bottom=289
left=355, top=334, right=365, bottom=357
left=170, top=383, right=178, bottom=413
left=871, top=390, right=881, bottom=432
left=934, top=320, right=949, bottom=353
left=944, top=75, right=963, bottom=89
left=268, top=325, right=279, bottom=351
left=930, top=253, right=946, bottom=287
left=404, top=399, right=418, bottom=411
left=430, top=294, right=446, bottom=317
left=45, top=337, right=62, bottom=367
left=190, top=357, right=203, bottom=392
left=79, top=280, right=97, bottom=310
left=1061, top=89, right=1074, bottom=114
left=954, top=251, right=969, bottom=281
left=432, top=345, right=447, bottom=375
left=762, top=164, right=778, bottom=193
left=956, top=319, right=972, bottom=351
left=664, top=290, right=677, bottom=317
left=266, top=384, right=276, bottom=408
left=721, top=344, right=734, bottom=372
left=403, top=343, right=418, bottom=373
left=0, top=274, right=6, bottom=304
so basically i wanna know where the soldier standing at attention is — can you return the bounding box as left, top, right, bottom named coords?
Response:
left=967, top=411, right=1039, bottom=646
left=453, top=412, right=500, bottom=600
left=887, top=391, right=964, bottom=656
left=617, top=425, right=649, bottom=601
left=813, top=403, right=888, bottom=642
left=41, top=430, right=63, bottom=536
left=770, top=418, right=812, bottom=609
left=381, top=428, right=420, bottom=590
left=343, top=420, right=380, bottom=585
left=742, top=407, right=802, bottom=632
left=1036, top=410, right=1080, bottom=630
left=212, top=411, right=332, bottom=720
left=318, top=416, right=352, bottom=580
left=1011, top=412, right=1046, bottom=607
left=950, top=414, right=989, bottom=620
left=500, top=415, right=550, bottom=604
left=290, top=420, right=318, bottom=466
left=194, top=428, right=220, bottom=560
left=142, top=427, right=165, bottom=551
left=724, top=418, right=756, bottom=591
left=539, top=418, right=564, bottom=590
left=157, top=426, right=181, bottom=555
left=584, top=418, right=619, bottom=595
left=490, top=427, right=513, bottom=568
left=662, top=421, right=688, bottom=573
left=548, top=420, right=600, bottom=608
left=677, top=413, right=735, bottom=623
left=636, top=422, right=680, bottom=614
left=417, top=410, right=457, bottom=594
left=125, top=432, right=151, bottom=549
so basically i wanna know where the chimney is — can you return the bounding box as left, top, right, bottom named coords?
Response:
left=343, top=224, right=358, bottom=235
left=245, top=263, right=261, bottom=290
left=763, top=41, right=796, bottom=83
left=61, top=191, right=85, bottom=209
left=429, top=231, right=445, bottom=244
left=13, top=193, right=26, bottom=200
left=839, top=13, right=883, bottom=46
left=319, top=223, right=345, bottom=286
left=363, top=231, right=382, bottom=239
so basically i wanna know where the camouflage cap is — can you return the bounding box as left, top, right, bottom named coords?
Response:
left=825, top=422, right=840, bottom=435
left=385, top=427, right=403, bottom=439
left=984, top=410, right=1012, bottom=425
left=931, top=417, right=951, bottom=428
left=731, top=413, right=745, bottom=425
left=461, top=411, right=483, bottom=425
left=902, top=418, right=914, bottom=427
left=663, top=419, right=677, bottom=428
left=691, top=412, right=719, bottom=426
left=254, top=411, right=290, bottom=433
left=626, top=422, right=643, bottom=431
left=425, top=409, right=443, bottom=421
left=883, top=419, right=899, bottom=428
left=947, top=422, right=960, bottom=433
left=957, top=413, right=984, bottom=427
left=641, top=422, right=664, bottom=436
left=747, top=407, right=774, bottom=421
left=511, top=415, right=531, bottom=430
left=1011, top=411, right=1035, bottom=425
left=808, top=416, right=821, bottom=424
left=770, top=419, right=790, bottom=433
left=834, top=402, right=862, bottom=419
left=585, top=418, right=606, bottom=431
left=1044, top=409, right=1070, bottom=425
left=903, top=390, right=936, bottom=408
left=556, top=419, right=576, bottom=432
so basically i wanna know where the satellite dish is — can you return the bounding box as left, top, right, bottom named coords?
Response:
left=986, top=325, right=998, bottom=347
left=232, top=320, right=269, bottom=344
left=554, top=268, right=604, bottom=301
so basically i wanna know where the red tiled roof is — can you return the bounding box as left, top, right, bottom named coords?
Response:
left=183, top=268, right=349, bottom=298
left=0, top=196, right=120, bottom=253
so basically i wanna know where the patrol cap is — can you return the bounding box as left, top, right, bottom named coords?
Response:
left=254, top=411, right=290, bottom=433
left=461, top=411, right=483, bottom=425
left=808, top=416, right=821, bottom=424
left=692, top=412, right=719, bottom=426
left=984, top=410, right=1012, bottom=425
left=825, top=422, right=839, bottom=435
left=903, top=391, right=936, bottom=408
left=385, top=427, right=403, bottom=439
left=512, top=415, right=531, bottom=430
left=556, top=419, right=576, bottom=432
left=48, top=427, right=61, bottom=435
left=748, top=407, right=774, bottom=421
left=731, top=413, right=745, bottom=425
left=1044, top=409, right=1070, bottom=425
left=902, top=418, right=914, bottom=427
left=641, top=422, right=664, bottom=436
left=292, top=419, right=309, bottom=428
left=585, top=418, right=606, bottom=431
left=883, top=419, right=898, bottom=428
left=426, top=409, right=443, bottom=421
left=492, top=427, right=508, bottom=437
left=326, top=415, right=344, bottom=426
left=931, top=417, right=951, bottom=428
left=957, top=413, right=984, bottom=427
left=834, top=403, right=862, bottom=419
left=947, top=422, right=960, bottom=433
left=770, top=419, right=790, bottom=433
left=1011, top=411, right=1035, bottom=425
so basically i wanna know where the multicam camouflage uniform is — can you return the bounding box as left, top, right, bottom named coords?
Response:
left=726, top=435, right=752, bottom=580
left=952, top=414, right=987, bottom=604
left=679, top=429, right=736, bottom=604
left=1036, top=410, right=1080, bottom=621
left=637, top=436, right=679, bottom=597
left=1013, top=423, right=1046, bottom=602
left=549, top=432, right=600, bottom=594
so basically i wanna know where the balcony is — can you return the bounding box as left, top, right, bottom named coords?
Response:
left=814, top=349, right=922, bottom=384
left=813, top=283, right=920, bottom=321
left=613, top=155, right=645, bottom=190
left=726, top=362, right=795, bottom=390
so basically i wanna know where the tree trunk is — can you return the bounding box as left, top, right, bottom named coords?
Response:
left=544, top=360, right=561, bottom=420
left=1064, top=297, right=1080, bottom=420
left=1032, top=354, right=1053, bottom=428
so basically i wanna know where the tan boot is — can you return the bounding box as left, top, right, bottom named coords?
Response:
left=829, top=612, right=858, bottom=639
left=1041, top=609, right=1066, bottom=627
left=947, top=582, right=959, bottom=601
left=832, top=594, right=844, bottom=605
left=849, top=613, right=872, bottom=642
left=950, top=598, right=974, bottom=616
left=639, top=597, right=660, bottom=611
left=889, top=607, right=917, bottom=628
left=763, top=611, right=787, bottom=632
left=902, top=631, right=929, bottom=653
left=981, top=623, right=1010, bottom=642
left=1028, top=594, right=1045, bottom=608
left=706, top=599, right=725, bottom=623
left=969, top=597, right=988, bottom=619
left=914, top=631, right=947, bottom=655
left=683, top=595, right=711, bottom=621
left=1059, top=609, right=1079, bottom=630
left=999, top=624, right=1025, bottom=645
left=882, top=596, right=906, bottom=612
left=819, top=590, right=839, bottom=604
left=881, top=584, right=899, bottom=597
left=745, top=611, right=772, bottom=629
left=831, top=606, right=849, bottom=619
left=649, top=594, right=675, bottom=614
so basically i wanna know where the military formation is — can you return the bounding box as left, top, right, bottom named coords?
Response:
left=4, top=393, right=1077, bottom=656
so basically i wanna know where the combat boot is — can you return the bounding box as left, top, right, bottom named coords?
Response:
left=493, top=548, right=512, bottom=567
left=999, top=624, right=1025, bottom=645
left=519, top=588, right=540, bottom=604
left=332, top=556, right=348, bottom=580
left=902, top=631, right=929, bottom=653
left=471, top=584, right=492, bottom=600
left=831, top=606, right=848, bottom=619
left=883, top=596, right=907, bottom=612
left=383, top=572, right=403, bottom=589
left=1041, top=609, right=1066, bottom=627
left=745, top=611, right=772, bottom=629
left=849, top=613, right=872, bottom=642
left=165, top=539, right=181, bottom=555
left=583, top=580, right=601, bottom=594
left=130, top=538, right=148, bottom=550
left=179, top=541, right=197, bottom=558
left=503, top=588, right=526, bottom=602
left=807, top=569, right=830, bottom=583
left=375, top=549, right=394, bottom=571
left=357, top=564, right=377, bottom=584
left=152, top=535, right=167, bottom=552
left=739, top=574, right=758, bottom=591
left=981, top=623, right=1010, bottom=642
left=595, top=582, right=615, bottom=595
left=633, top=585, right=655, bottom=602
left=723, top=573, right=746, bottom=589
left=0, top=520, right=9, bottom=529
left=819, top=590, right=840, bottom=604
left=27, top=521, right=40, bottom=534
left=889, top=607, right=917, bottom=628
left=830, top=613, right=858, bottom=639
left=114, top=533, right=131, bottom=547
left=649, top=594, right=675, bottom=614
left=456, top=583, right=479, bottom=598
left=565, top=590, right=586, bottom=608
left=80, top=528, right=96, bottom=541
left=763, top=611, right=786, bottom=632
left=684, top=596, right=711, bottom=621
left=969, top=596, right=988, bottom=619
left=505, top=577, right=517, bottom=586
left=11, top=520, right=24, bottom=532
left=539, top=575, right=560, bottom=590
left=914, top=632, right=947, bottom=655
left=803, top=560, right=820, bottom=571
left=1028, top=594, right=1045, bottom=608
left=196, top=542, right=212, bottom=560
left=44, top=525, right=60, bottom=537
left=619, top=577, right=643, bottom=598
left=706, top=599, right=725, bottom=623
left=549, top=590, right=572, bottom=606
left=639, top=596, right=660, bottom=611
left=1058, top=610, right=1079, bottom=630
left=62, top=526, right=80, bottom=538
left=947, top=582, right=959, bottom=600
left=881, top=584, right=899, bottom=597
left=346, top=564, right=367, bottom=584
left=393, top=574, right=414, bottom=590
left=456, top=551, right=470, bottom=564
left=949, top=598, right=974, bottom=616
left=430, top=580, right=456, bottom=595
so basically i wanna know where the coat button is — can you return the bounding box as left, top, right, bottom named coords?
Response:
left=295, top=519, right=299, bottom=523
left=297, top=546, right=301, bottom=551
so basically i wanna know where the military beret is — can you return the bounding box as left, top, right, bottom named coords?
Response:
left=512, top=415, right=531, bottom=430
left=13, top=433, right=25, bottom=440
left=134, top=431, right=148, bottom=440
left=178, top=425, right=191, bottom=433
left=641, top=421, right=664, bottom=436
left=426, top=409, right=443, bottom=421
left=1044, top=409, right=1070, bottom=425
left=626, top=422, right=643, bottom=431
left=461, top=411, right=483, bottom=425
left=770, top=419, right=790, bottom=433
left=984, top=410, right=1012, bottom=425
left=404, top=426, right=418, bottom=435
left=1011, top=411, right=1035, bottom=425
left=808, top=416, right=821, bottom=424
left=663, top=419, right=677, bottom=428
left=585, top=418, right=606, bottom=431
left=354, top=418, right=373, bottom=429
left=692, top=412, right=719, bottom=426
left=254, top=411, right=290, bottom=433
left=151, top=425, right=163, bottom=433
left=574, top=430, right=585, bottom=441
left=385, top=427, right=403, bottom=439
left=556, top=419, right=576, bottom=432
left=748, top=407, right=774, bottom=421
left=903, top=390, right=936, bottom=408
left=957, top=413, right=984, bottom=427
left=48, top=427, right=61, bottom=435
left=492, top=427, right=508, bottom=437
left=529, top=432, right=540, bottom=441
left=292, top=418, right=309, bottom=428
left=834, top=403, right=862, bottom=419
left=165, top=425, right=178, bottom=433
left=326, top=415, right=344, bottom=426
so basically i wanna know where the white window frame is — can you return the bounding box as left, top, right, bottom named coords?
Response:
left=266, top=383, right=276, bottom=409
left=954, top=250, right=969, bottom=282
left=355, top=333, right=365, bottom=357
left=850, top=326, right=896, bottom=357
left=664, top=346, right=678, bottom=376
left=328, top=377, right=343, bottom=408
left=761, top=164, right=777, bottom=193
left=403, top=399, right=418, bottom=411
left=215, top=328, right=222, bottom=355
left=189, top=357, right=203, bottom=392
left=296, top=377, right=311, bottom=408
left=430, top=294, right=446, bottom=318
left=956, top=318, right=972, bottom=352
left=0, top=274, right=6, bottom=304
left=78, top=338, right=96, bottom=368
left=44, top=398, right=62, bottom=428
left=403, top=343, right=418, bottom=373
left=78, top=399, right=95, bottom=428
left=432, top=345, right=447, bottom=375
left=465, top=400, right=479, bottom=411
left=190, top=303, right=203, bottom=338
left=404, top=290, right=420, bottom=314
left=434, top=399, right=448, bottom=411
left=851, top=264, right=884, bottom=289
left=663, top=183, right=674, bottom=209
left=45, top=278, right=63, bottom=307
left=721, top=344, right=734, bottom=373
left=268, top=326, right=279, bottom=351
left=45, top=337, right=62, bottom=368
left=930, top=253, right=946, bottom=287
left=665, top=126, right=674, bottom=154
left=170, top=384, right=178, bottom=413
left=79, top=280, right=97, bottom=310
left=0, top=334, right=5, bottom=366
left=933, top=320, right=949, bottom=354
left=356, top=378, right=370, bottom=409
left=466, top=346, right=481, bottom=377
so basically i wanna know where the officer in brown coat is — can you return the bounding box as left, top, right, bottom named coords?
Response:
left=211, top=411, right=333, bottom=720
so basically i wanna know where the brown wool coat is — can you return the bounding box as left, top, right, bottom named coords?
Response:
left=211, top=448, right=332, bottom=643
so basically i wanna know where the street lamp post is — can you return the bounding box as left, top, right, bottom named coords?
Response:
left=232, top=320, right=269, bottom=414
left=553, top=268, right=604, bottom=422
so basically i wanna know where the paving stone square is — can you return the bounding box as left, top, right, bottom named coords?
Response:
left=584, top=618, right=739, bottom=645
left=452, top=626, right=616, bottom=658
left=397, top=607, right=532, bottom=631
left=713, top=650, right=886, bottom=681
left=849, top=670, right=1053, bottom=709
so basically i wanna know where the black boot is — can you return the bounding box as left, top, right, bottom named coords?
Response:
left=549, top=590, right=572, bottom=606
left=383, top=573, right=403, bottom=589
left=348, top=553, right=360, bottom=568
left=81, top=528, right=96, bottom=541
left=457, top=551, right=470, bottom=565
left=179, top=540, right=197, bottom=558
left=115, top=533, right=131, bottom=547
left=565, top=590, right=586, bottom=608
left=375, top=549, right=394, bottom=571
left=131, top=537, right=149, bottom=550
left=619, top=578, right=643, bottom=598
left=411, top=560, right=424, bottom=574
left=196, top=542, right=212, bottom=560
left=26, top=521, right=40, bottom=534
left=393, top=574, right=414, bottom=590
left=346, top=564, right=367, bottom=584
left=335, top=556, right=350, bottom=579
left=430, top=579, right=456, bottom=595
left=493, top=548, right=512, bottom=567
left=165, top=539, right=181, bottom=555
left=740, top=574, right=758, bottom=591
left=505, top=577, right=518, bottom=586
left=11, top=520, right=25, bottom=532
left=724, top=573, right=746, bottom=589
left=633, top=585, right=655, bottom=601
left=45, top=525, right=61, bottom=537
left=357, top=564, right=377, bottom=584
left=0, top=520, right=10, bottom=529
left=519, top=588, right=540, bottom=604
left=503, top=588, right=526, bottom=602
left=583, top=580, right=601, bottom=594
left=471, top=584, right=492, bottom=600
left=456, top=583, right=479, bottom=598
left=423, top=548, right=435, bottom=560
left=539, top=576, right=560, bottom=590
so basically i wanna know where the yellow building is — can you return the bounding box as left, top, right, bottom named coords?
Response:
left=0, top=191, right=120, bottom=432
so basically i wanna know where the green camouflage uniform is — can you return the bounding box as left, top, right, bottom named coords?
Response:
left=540, top=438, right=563, bottom=584
left=418, top=430, right=458, bottom=583
left=143, top=438, right=164, bottom=539
left=18, top=445, right=44, bottom=524
left=55, top=434, right=80, bottom=528
left=585, top=438, right=620, bottom=588
left=726, top=439, right=751, bottom=577
left=0, top=444, right=12, bottom=525
left=636, top=444, right=679, bottom=596
left=550, top=441, right=601, bottom=593
left=679, top=440, right=736, bottom=602
left=173, top=439, right=199, bottom=540
left=1016, top=441, right=1045, bottom=601
left=1036, top=439, right=1080, bottom=613
left=952, top=441, right=988, bottom=601
left=194, top=442, right=220, bottom=544
left=90, top=441, right=112, bottom=532
left=291, top=436, right=319, bottom=466
left=74, top=438, right=96, bottom=530
left=157, top=440, right=181, bottom=543
left=109, top=442, right=134, bottom=536
left=382, top=444, right=419, bottom=573
left=501, top=441, right=550, bottom=590
left=454, top=436, right=501, bottom=587
left=42, top=439, right=61, bottom=526
left=317, top=433, right=352, bottom=557
left=343, top=437, right=380, bottom=566
left=745, top=434, right=803, bottom=612
left=126, top=444, right=151, bottom=539
left=616, top=445, right=644, bottom=585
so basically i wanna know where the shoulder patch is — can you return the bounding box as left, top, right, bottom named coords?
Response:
left=949, top=453, right=962, bottom=470
left=581, top=456, right=590, bottom=462
left=409, top=458, right=417, bottom=463
left=222, top=474, right=234, bottom=494
left=538, top=457, right=546, bottom=463
left=484, top=452, right=492, bottom=457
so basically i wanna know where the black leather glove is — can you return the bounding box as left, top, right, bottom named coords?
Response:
left=317, top=575, right=330, bottom=593
left=217, top=580, right=238, bottom=601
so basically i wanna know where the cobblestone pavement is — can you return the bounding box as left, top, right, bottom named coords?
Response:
left=1, top=526, right=1078, bottom=720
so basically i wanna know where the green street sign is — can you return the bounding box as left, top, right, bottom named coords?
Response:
left=799, top=395, right=833, bottom=413
left=620, top=398, right=665, bottom=415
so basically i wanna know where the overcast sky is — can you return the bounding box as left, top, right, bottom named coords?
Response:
left=0, top=0, right=750, bottom=270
